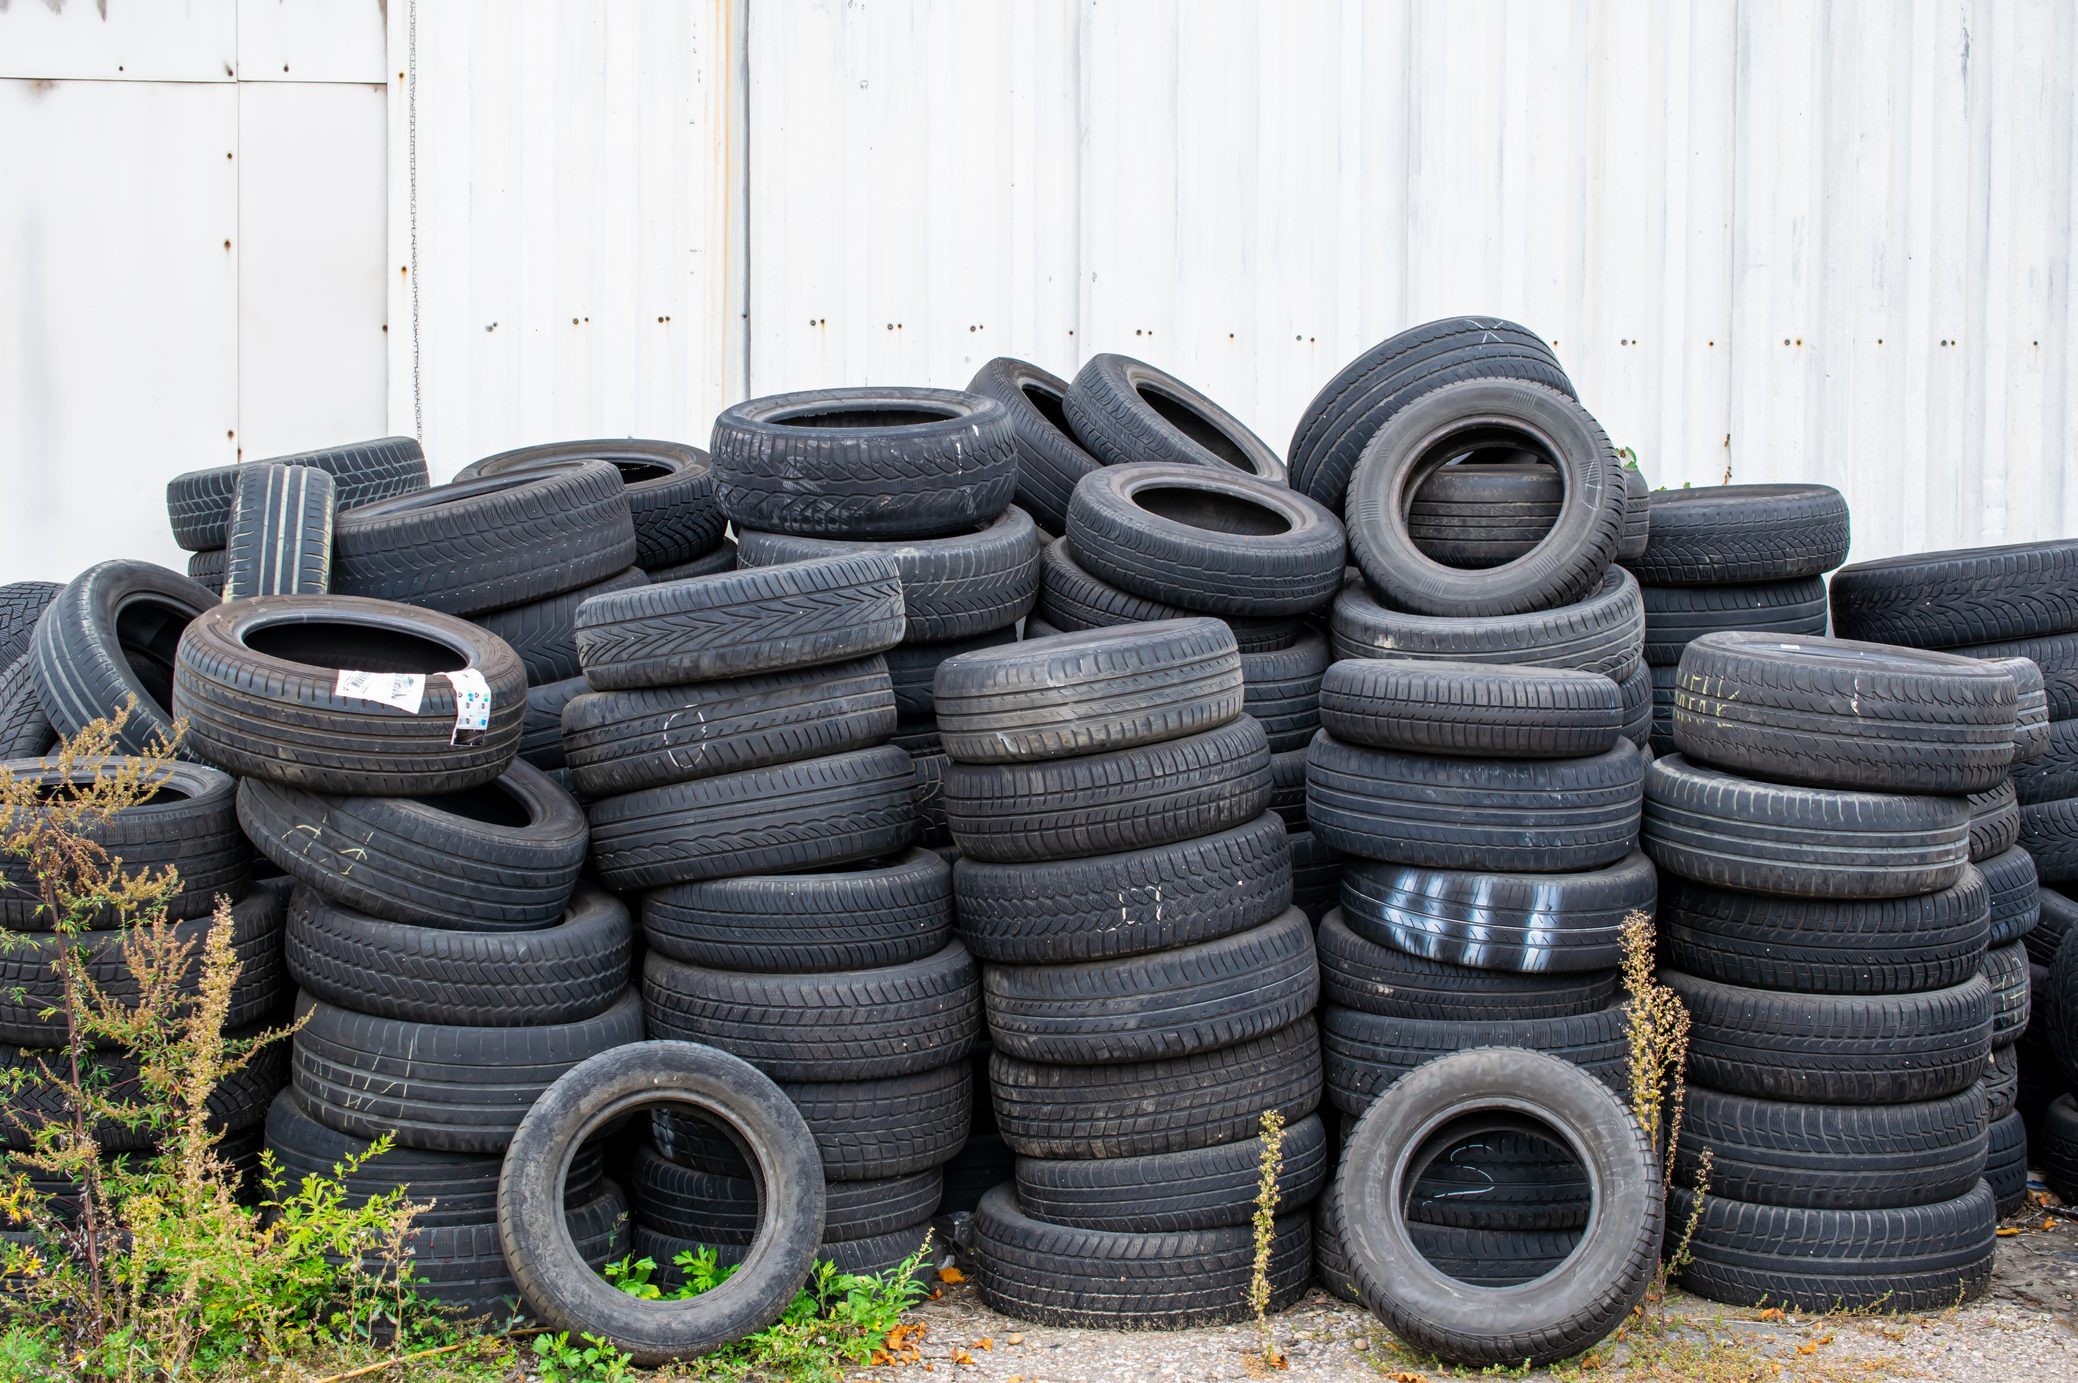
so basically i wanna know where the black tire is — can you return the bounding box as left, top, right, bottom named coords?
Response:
left=1638, top=577, right=1829, bottom=664
left=1339, top=851, right=1653, bottom=975
left=1345, top=378, right=1624, bottom=618
left=1012, top=1113, right=1328, bottom=1233
left=1289, top=827, right=1342, bottom=921
left=1061, top=354, right=1285, bottom=483
left=736, top=508, right=1040, bottom=642
left=1982, top=655, right=2049, bottom=762
left=1832, top=539, right=2078, bottom=647
left=2020, top=796, right=2078, bottom=884
left=974, top=1184, right=1309, bottom=1328
left=646, top=540, right=737, bottom=582
left=0, top=883, right=288, bottom=1043
left=653, top=1060, right=971, bottom=1181
left=167, top=438, right=428, bottom=553
left=1317, top=658, right=1623, bottom=759
left=1642, top=753, right=1970, bottom=899
left=1676, top=1084, right=1988, bottom=1211
left=332, top=462, right=637, bottom=616
left=0, top=582, right=60, bottom=667
left=289, top=989, right=644, bottom=1153
left=630, top=1144, right=937, bottom=1244
left=1949, top=633, right=2078, bottom=719
left=1971, top=782, right=2021, bottom=861
left=1665, top=969, right=1993, bottom=1104
left=174, top=594, right=527, bottom=794
left=1287, top=317, right=1573, bottom=512
left=1617, top=661, right=1652, bottom=749
left=1062, top=465, right=1345, bottom=617
left=187, top=548, right=227, bottom=596
left=951, top=811, right=1291, bottom=963
left=942, top=717, right=1271, bottom=863
left=2042, top=1096, right=2078, bottom=1202
left=1330, top=565, right=1644, bottom=680
left=2048, top=932, right=2078, bottom=1087
left=573, top=553, right=904, bottom=689
left=1306, top=732, right=1643, bottom=872
left=1335, top=1048, right=1659, bottom=1369
left=0, top=657, right=56, bottom=758
left=2036, top=886, right=2078, bottom=966
left=586, top=745, right=916, bottom=891
left=1240, top=630, right=1328, bottom=751
left=1671, top=1182, right=1994, bottom=1313
left=710, top=387, right=1017, bottom=539
left=32, top=560, right=216, bottom=755
left=1985, top=1044, right=2020, bottom=1121
left=1404, top=460, right=1561, bottom=569
left=0, top=757, right=248, bottom=929
left=1670, top=633, right=2017, bottom=794
left=2, top=1031, right=284, bottom=1153
left=882, top=629, right=1018, bottom=718
left=632, top=1219, right=930, bottom=1286
left=1986, top=1111, right=2027, bottom=1215
left=643, top=940, right=979, bottom=1081
left=642, top=848, right=951, bottom=973
left=989, top=1017, right=1321, bottom=1159
left=1034, top=538, right=1295, bottom=651
left=352, top=1179, right=627, bottom=1319
left=2015, top=719, right=2078, bottom=805
left=983, top=907, right=1317, bottom=1065
left=1317, top=909, right=1620, bottom=1019
left=455, top=439, right=723, bottom=569
left=264, top=1091, right=605, bottom=1228
left=1985, top=940, right=2032, bottom=1048
left=1618, top=464, right=1651, bottom=559
left=1658, top=869, right=1990, bottom=995
left=518, top=674, right=584, bottom=771
left=1321, top=1002, right=1629, bottom=1115
left=285, top=883, right=631, bottom=1026
left=1405, top=1129, right=1593, bottom=1232
left=221, top=463, right=337, bottom=601
left=498, top=1042, right=824, bottom=1367
left=967, top=357, right=1104, bottom=534
left=472, top=567, right=646, bottom=685
left=933, top=617, right=1242, bottom=764
left=1625, top=484, right=1851, bottom=584
left=561, top=655, right=896, bottom=798
left=237, top=761, right=586, bottom=930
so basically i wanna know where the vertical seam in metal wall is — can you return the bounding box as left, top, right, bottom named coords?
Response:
left=740, top=0, right=753, bottom=398
left=408, top=0, right=423, bottom=440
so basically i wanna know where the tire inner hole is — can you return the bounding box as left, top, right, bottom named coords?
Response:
left=244, top=622, right=468, bottom=675
left=1134, top=386, right=1256, bottom=470
left=778, top=406, right=957, bottom=429
left=638, top=1105, right=773, bottom=1289
left=1398, top=1113, right=1589, bottom=1288
left=1132, top=484, right=1292, bottom=537
left=405, top=779, right=532, bottom=827
left=112, top=598, right=189, bottom=714
left=1020, top=382, right=1076, bottom=440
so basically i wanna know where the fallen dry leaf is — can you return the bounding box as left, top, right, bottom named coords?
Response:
left=937, top=1266, right=967, bottom=1284
left=1755, top=1307, right=1786, bottom=1322
left=1997, top=1227, right=2023, bottom=1237
left=973, top=1337, right=992, bottom=1351
left=951, top=1348, right=975, bottom=1367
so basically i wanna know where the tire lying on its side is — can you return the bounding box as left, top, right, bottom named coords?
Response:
left=0, top=657, right=56, bottom=759
left=1317, top=908, right=1621, bottom=1020
left=472, top=567, right=647, bottom=685
left=1062, top=354, right=1286, bottom=484
left=1330, top=565, right=1644, bottom=680
left=1321, top=1002, right=1629, bottom=1116
left=174, top=593, right=527, bottom=794
left=1637, top=576, right=1829, bottom=665
left=454, top=439, right=723, bottom=570
left=1624, top=484, right=1851, bottom=585
left=1035, top=539, right=1297, bottom=652
left=1338, top=850, right=1654, bottom=974
left=1642, top=753, right=1971, bottom=900
left=166, top=437, right=428, bottom=553
left=1830, top=538, right=2078, bottom=647
left=641, top=847, right=952, bottom=973
left=652, top=1060, right=971, bottom=1181
left=1316, top=657, right=1624, bottom=760
left=1011, top=1112, right=1330, bottom=1234
left=0, top=582, right=61, bottom=668
left=1335, top=1047, right=1661, bottom=1369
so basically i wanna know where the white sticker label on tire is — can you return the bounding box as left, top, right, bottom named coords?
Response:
left=442, top=668, right=493, bottom=747
left=334, top=670, right=426, bottom=714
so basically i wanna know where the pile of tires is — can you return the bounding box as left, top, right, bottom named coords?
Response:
left=1645, top=630, right=2020, bottom=1309
left=937, top=620, right=1325, bottom=1328
left=1622, top=484, right=1851, bottom=755
left=577, top=452, right=986, bottom=1282
left=162, top=589, right=639, bottom=1316
left=1304, top=657, right=1645, bottom=1294
left=451, top=439, right=730, bottom=785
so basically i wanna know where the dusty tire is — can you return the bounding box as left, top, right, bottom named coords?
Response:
left=222, top=463, right=337, bottom=600
left=1317, top=658, right=1623, bottom=760
left=1330, top=565, right=1644, bottom=680
left=1338, top=850, right=1653, bottom=974
left=1625, top=484, right=1851, bottom=584
left=967, top=357, right=1104, bottom=534
left=1830, top=539, right=2078, bottom=647
left=1061, top=354, right=1285, bottom=483
left=32, top=559, right=216, bottom=755
left=166, top=438, right=427, bottom=553
left=455, top=439, right=722, bottom=569
left=641, top=847, right=952, bottom=973
left=1034, top=538, right=1296, bottom=651
left=1011, top=1112, right=1329, bottom=1233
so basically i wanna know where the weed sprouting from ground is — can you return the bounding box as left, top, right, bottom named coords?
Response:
left=1247, top=1108, right=1287, bottom=1370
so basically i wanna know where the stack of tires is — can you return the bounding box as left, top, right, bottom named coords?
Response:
left=570, top=550, right=974, bottom=1283
left=166, top=591, right=639, bottom=1317
left=1832, top=539, right=2078, bottom=1177
left=166, top=438, right=431, bottom=597
left=1645, top=629, right=2017, bottom=1309
left=1304, top=659, right=1646, bottom=1295
left=1620, top=485, right=1850, bottom=755
left=452, top=440, right=730, bottom=780
left=936, top=620, right=1324, bottom=1328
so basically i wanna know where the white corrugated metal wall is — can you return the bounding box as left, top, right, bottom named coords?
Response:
left=5, top=0, right=2074, bottom=584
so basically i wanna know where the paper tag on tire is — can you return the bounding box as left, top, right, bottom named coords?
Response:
left=442, top=669, right=493, bottom=747
left=334, top=670, right=426, bottom=714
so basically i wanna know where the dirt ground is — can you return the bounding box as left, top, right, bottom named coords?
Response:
left=896, top=1201, right=2078, bottom=1383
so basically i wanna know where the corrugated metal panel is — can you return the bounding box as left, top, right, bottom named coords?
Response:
left=746, top=0, right=2078, bottom=562
left=385, top=0, right=747, bottom=478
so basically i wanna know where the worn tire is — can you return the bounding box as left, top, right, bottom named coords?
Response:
left=237, top=761, right=586, bottom=930
left=32, top=560, right=216, bottom=755
left=1971, top=782, right=2021, bottom=861
left=942, top=717, right=1271, bottom=862
left=654, top=1060, right=971, bottom=1181
left=1316, top=909, right=1620, bottom=1019
left=472, top=567, right=646, bottom=685
left=1675, top=1084, right=1988, bottom=1211
left=1321, top=1002, right=1629, bottom=1115
left=1339, top=850, right=1653, bottom=975
left=1625, top=484, right=1851, bottom=584
left=1642, top=753, right=1970, bottom=899
left=883, top=629, right=1019, bottom=719
left=1830, top=539, right=2078, bottom=648
left=1638, top=576, right=1829, bottom=664
left=455, top=439, right=723, bottom=569
left=1317, top=658, right=1623, bottom=759
left=710, top=387, right=1017, bottom=539
left=1330, top=565, right=1644, bottom=680
left=1306, top=732, right=1643, bottom=872
left=933, top=617, right=1242, bottom=764
left=0, top=583, right=61, bottom=667
left=0, top=657, right=56, bottom=758
left=222, top=463, right=337, bottom=600
left=1666, top=969, right=1993, bottom=1104
left=1011, top=1113, right=1329, bottom=1233
left=646, top=540, right=737, bottom=583
left=167, top=438, right=427, bottom=552
left=1061, top=354, right=1285, bottom=483
left=1035, top=538, right=1295, bottom=651
left=1240, top=629, right=1329, bottom=751
left=967, top=357, right=1105, bottom=534
left=642, top=847, right=952, bottom=973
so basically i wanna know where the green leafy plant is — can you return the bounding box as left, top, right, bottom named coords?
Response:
left=533, top=1330, right=634, bottom=1383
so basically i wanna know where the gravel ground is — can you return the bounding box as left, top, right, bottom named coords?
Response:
left=896, top=1202, right=2078, bottom=1382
